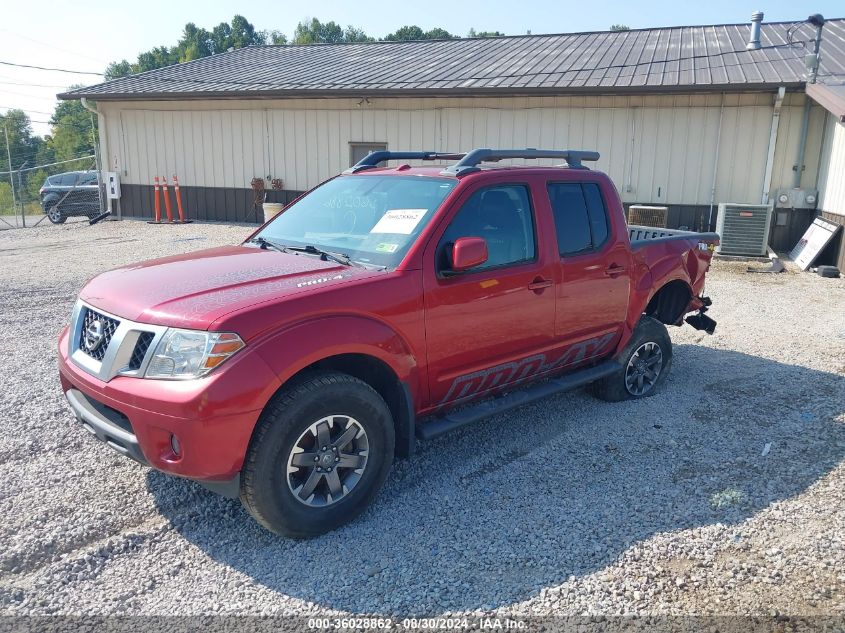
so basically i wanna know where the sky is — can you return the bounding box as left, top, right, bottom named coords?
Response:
left=0, top=0, right=842, bottom=138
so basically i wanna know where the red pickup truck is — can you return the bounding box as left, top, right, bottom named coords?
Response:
left=59, top=149, right=718, bottom=537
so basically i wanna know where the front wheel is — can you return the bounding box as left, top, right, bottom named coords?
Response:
left=45, top=204, right=66, bottom=224
left=592, top=316, right=673, bottom=402
left=240, top=372, right=395, bottom=538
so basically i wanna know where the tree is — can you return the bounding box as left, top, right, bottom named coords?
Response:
left=0, top=109, right=40, bottom=172
left=0, top=109, right=45, bottom=208
left=293, top=18, right=345, bottom=44
left=610, top=24, right=630, bottom=31
left=344, top=26, right=374, bottom=43
left=467, top=28, right=506, bottom=37
left=105, top=15, right=265, bottom=78
left=383, top=25, right=456, bottom=41
left=262, top=29, right=288, bottom=45
left=47, top=92, right=97, bottom=163
left=383, top=25, right=425, bottom=41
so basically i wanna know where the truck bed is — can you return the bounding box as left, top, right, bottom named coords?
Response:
left=628, top=225, right=720, bottom=249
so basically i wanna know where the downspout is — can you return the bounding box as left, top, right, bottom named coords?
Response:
left=707, top=95, right=725, bottom=230
left=761, top=86, right=786, bottom=204
left=80, top=98, right=111, bottom=218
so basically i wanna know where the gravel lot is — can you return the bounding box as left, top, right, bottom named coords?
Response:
left=0, top=219, right=843, bottom=619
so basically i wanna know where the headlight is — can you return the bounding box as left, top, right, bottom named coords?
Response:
left=145, top=329, right=245, bottom=379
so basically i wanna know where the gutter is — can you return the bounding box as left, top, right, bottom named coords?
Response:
left=79, top=99, right=112, bottom=218
left=56, top=82, right=810, bottom=102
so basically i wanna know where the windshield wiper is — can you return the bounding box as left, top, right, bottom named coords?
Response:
left=250, top=236, right=290, bottom=253
left=285, top=244, right=360, bottom=267
left=250, top=238, right=360, bottom=267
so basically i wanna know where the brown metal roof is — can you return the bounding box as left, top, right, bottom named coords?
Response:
left=61, top=18, right=845, bottom=101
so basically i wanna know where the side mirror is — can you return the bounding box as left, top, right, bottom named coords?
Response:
left=451, top=236, right=488, bottom=273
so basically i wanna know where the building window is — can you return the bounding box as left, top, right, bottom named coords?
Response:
left=349, top=143, right=387, bottom=166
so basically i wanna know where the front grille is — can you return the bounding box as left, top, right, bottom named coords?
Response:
left=78, top=307, right=120, bottom=361
left=128, top=332, right=155, bottom=370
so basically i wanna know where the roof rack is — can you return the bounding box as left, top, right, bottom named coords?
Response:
left=440, top=148, right=600, bottom=176
left=343, top=148, right=601, bottom=176
left=344, top=151, right=467, bottom=173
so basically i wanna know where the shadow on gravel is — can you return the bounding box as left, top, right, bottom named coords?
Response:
left=148, top=345, right=845, bottom=614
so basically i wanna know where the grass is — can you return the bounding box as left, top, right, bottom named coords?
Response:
left=0, top=202, right=43, bottom=216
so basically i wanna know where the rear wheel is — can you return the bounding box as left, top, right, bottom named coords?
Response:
left=240, top=372, right=395, bottom=538
left=592, top=316, right=673, bottom=402
left=45, top=203, right=66, bottom=224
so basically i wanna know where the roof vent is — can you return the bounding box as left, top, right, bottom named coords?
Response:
left=747, top=11, right=764, bottom=50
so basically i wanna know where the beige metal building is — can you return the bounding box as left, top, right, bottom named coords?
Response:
left=811, top=83, right=845, bottom=268
left=62, top=16, right=845, bottom=264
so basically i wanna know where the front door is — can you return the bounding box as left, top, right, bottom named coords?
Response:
left=422, top=182, right=557, bottom=408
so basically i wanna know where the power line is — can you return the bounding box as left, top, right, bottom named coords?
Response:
left=0, top=105, right=55, bottom=115
left=0, top=88, right=59, bottom=101
left=0, top=79, right=72, bottom=89
left=0, top=60, right=103, bottom=76
left=0, top=29, right=109, bottom=65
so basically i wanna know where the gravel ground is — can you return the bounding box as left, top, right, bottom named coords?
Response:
left=0, top=219, right=843, bottom=619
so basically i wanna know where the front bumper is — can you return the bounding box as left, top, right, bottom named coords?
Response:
left=58, top=325, right=281, bottom=496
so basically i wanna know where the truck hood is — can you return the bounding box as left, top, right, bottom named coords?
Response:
left=80, top=245, right=376, bottom=330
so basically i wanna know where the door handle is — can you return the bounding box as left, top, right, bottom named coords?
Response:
left=528, top=277, right=554, bottom=292
left=604, top=264, right=627, bottom=277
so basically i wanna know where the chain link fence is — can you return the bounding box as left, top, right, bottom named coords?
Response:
left=0, top=154, right=104, bottom=229
left=1, top=111, right=105, bottom=229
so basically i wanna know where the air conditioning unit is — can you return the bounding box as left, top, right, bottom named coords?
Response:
left=627, top=205, right=668, bottom=228
left=715, top=203, right=773, bottom=256
left=774, top=188, right=818, bottom=209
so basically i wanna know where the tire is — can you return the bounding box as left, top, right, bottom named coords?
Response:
left=45, top=203, right=66, bottom=224
left=240, top=371, right=395, bottom=538
left=591, top=316, right=673, bottom=402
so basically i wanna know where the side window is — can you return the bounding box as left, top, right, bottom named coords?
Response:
left=438, top=184, right=536, bottom=272
left=548, top=182, right=610, bottom=256
left=583, top=183, right=609, bottom=246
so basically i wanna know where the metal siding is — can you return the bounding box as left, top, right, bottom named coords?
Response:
left=105, top=94, right=824, bottom=215
left=818, top=113, right=845, bottom=217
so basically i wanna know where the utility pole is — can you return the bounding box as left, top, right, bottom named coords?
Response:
left=16, top=160, right=28, bottom=221
left=806, top=13, right=825, bottom=85
left=4, top=125, right=19, bottom=226
left=792, top=14, right=825, bottom=189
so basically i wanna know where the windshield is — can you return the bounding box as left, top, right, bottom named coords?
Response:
left=253, top=175, right=457, bottom=268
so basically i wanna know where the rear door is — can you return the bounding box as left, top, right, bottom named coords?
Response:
left=422, top=179, right=557, bottom=408
left=547, top=179, right=631, bottom=359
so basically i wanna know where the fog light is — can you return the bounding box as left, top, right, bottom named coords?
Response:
left=170, top=434, right=181, bottom=456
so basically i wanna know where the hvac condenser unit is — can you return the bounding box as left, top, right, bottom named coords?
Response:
left=715, top=203, right=773, bottom=256
left=628, top=205, right=668, bottom=228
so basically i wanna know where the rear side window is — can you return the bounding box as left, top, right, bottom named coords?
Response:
left=548, top=182, right=610, bottom=256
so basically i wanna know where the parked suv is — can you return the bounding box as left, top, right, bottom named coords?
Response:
left=40, top=171, right=101, bottom=224
left=59, top=149, right=719, bottom=537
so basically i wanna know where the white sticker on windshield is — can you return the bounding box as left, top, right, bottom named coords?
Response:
left=370, top=209, right=427, bottom=234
